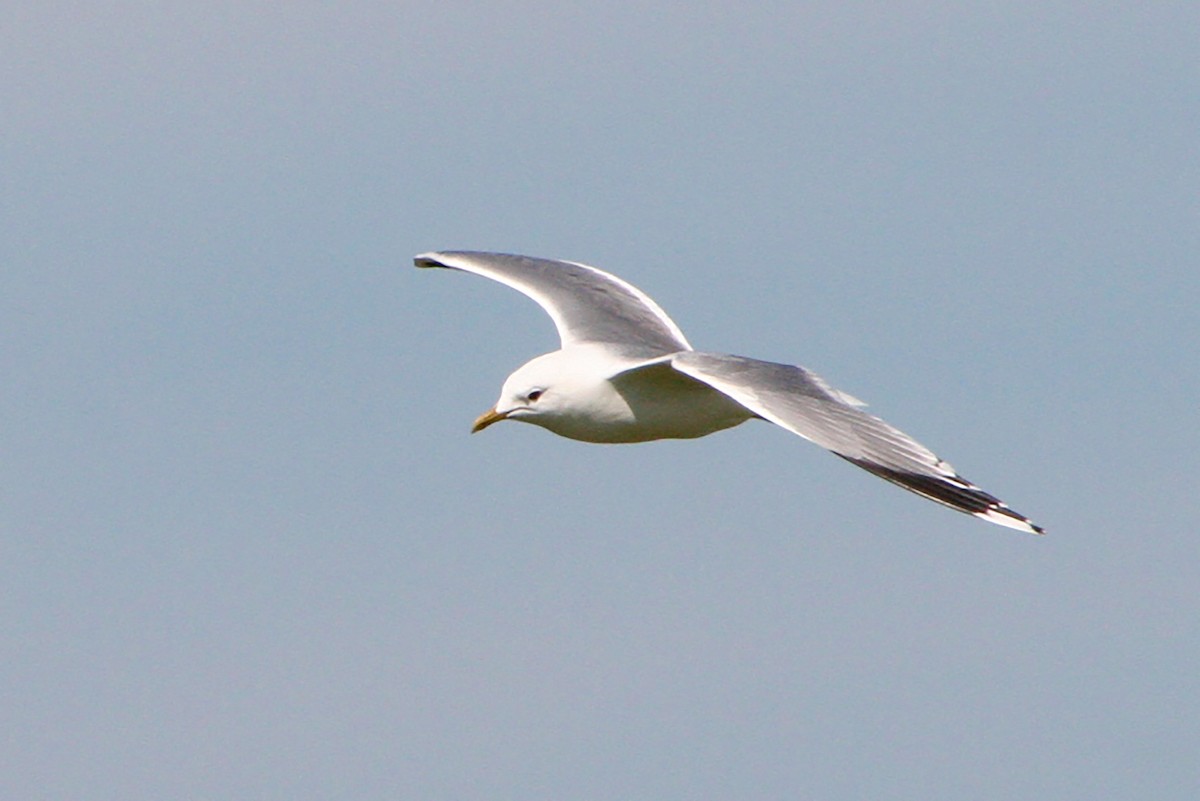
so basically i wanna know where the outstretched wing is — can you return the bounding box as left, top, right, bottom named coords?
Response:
left=671, top=352, right=1044, bottom=534
left=415, top=251, right=691, bottom=356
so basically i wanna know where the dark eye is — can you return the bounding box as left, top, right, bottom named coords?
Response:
left=527, top=389, right=543, bottom=402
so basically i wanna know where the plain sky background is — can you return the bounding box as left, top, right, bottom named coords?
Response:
left=4, top=3, right=1198, bottom=799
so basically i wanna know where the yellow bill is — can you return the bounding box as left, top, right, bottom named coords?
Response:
left=471, top=407, right=509, bottom=433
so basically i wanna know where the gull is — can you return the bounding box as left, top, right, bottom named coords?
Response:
left=415, top=251, right=1043, bottom=534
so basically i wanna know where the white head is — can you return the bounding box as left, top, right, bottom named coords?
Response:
left=470, top=347, right=628, bottom=437
left=470, top=351, right=572, bottom=433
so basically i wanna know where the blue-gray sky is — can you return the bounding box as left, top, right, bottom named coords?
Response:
left=4, top=3, right=1197, bottom=798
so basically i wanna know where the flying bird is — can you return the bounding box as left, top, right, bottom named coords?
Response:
left=415, top=251, right=1043, bottom=534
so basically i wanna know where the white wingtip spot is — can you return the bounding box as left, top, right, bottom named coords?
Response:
left=974, top=507, right=1045, bottom=535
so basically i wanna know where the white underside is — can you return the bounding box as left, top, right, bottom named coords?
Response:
left=521, top=354, right=755, bottom=443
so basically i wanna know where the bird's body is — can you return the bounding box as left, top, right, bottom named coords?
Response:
left=493, top=346, right=755, bottom=444
left=415, top=251, right=1043, bottom=535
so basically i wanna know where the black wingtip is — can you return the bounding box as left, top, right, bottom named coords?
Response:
left=413, top=252, right=445, bottom=269
left=841, top=456, right=1043, bottom=535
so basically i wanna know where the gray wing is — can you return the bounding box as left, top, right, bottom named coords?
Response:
left=672, top=352, right=1043, bottom=534
left=415, top=251, right=691, bottom=356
